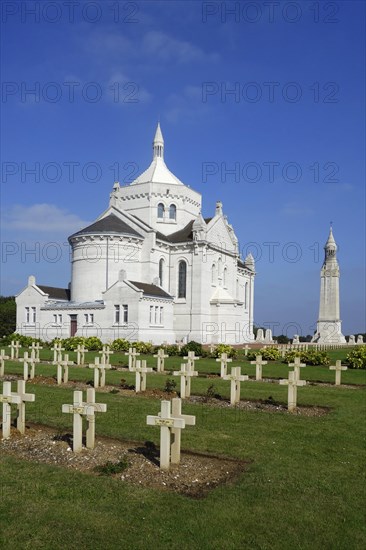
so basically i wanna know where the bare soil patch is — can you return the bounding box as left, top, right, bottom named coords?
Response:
left=188, top=395, right=330, bottom=416
left=0, top=424, right=247, bottom=498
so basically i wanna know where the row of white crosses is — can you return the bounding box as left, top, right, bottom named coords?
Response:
left=147, top=398, right=195, bottom=470
left=1, top=380, right=35, bottom=439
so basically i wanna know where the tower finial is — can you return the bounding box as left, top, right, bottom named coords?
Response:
left=153, top=122, right=164, bottom=160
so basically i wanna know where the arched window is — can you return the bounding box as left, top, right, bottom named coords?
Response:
left=169, top=204, right=176, bottom=220
left=245, top=282, right=248, bottom=309
left=211, top=264, right=216, bottom=285
left=159, top=258, right=164, bottom=287
left=178, top=261, right=187, bottom=299
left=223, top=267, right=227, bottom=288
left=218, top=257, right=222, bottom=286
left=157, top=203, right=165, bottom=218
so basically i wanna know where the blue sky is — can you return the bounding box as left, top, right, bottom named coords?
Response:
left=1, top=0, right=365, bottom=336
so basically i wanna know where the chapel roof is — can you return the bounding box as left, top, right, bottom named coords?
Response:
left=131, top=157, right=185, bottom=186
left=131, top=123, right=184, bottom=186
left=129, top=281, right=173, bottom=299
left=69, top=213, right=142, bottom=239
left=156, top=217, right=212, bottom=244
left=38, top=285, right=71, bottom=301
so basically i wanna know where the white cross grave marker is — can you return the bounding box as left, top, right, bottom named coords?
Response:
left=99, top=344, right=113, bottom=364
left=250, top=354, right=268, bottom=381
left=243, top=345, right=250, bottom=357
left=29, top=342, right=43, bottom=362
left=153, top=348, right=169, bottom=373
left=171, top=397, right=195, bottom=464
left=10, top=340, right=21, bottom=360
left=0, top=349, right=9, bottom=376
left=51, top=342, right=65, bottom=363
left=0, top=381, right=21, bottom=439
left=76, top=344, right=88, bottom=365
left=84, top=388, right=107, bottom=449
left=19, top=352, right=33, bottom=381
left=216, top=352, right=232, bottom=378
left=134, top=360, right=153, bottom=392
left=62, top=390, right=107, bottom=453
left=280, top=370, right=306, bottom=412
left=57, top=354, right=73, bottom=384
left=288, top=356, right=306, bottom=380
left=88, top=357, right=112, bottom=388
left=12, top=380, right=35, bottom=434
left=173, top=363, right=198, bottom=399
left=329, top=360, right=348, bottom=386
left=223, top=366, right=248, bottom=405
left=146, top=400, right=186, bottom=470
left=125, top=347, right=140, bottom=371
left=183, top=350, right=200, bottom=371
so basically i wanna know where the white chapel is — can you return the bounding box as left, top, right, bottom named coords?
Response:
left=16, top=124, right=256, bottom=344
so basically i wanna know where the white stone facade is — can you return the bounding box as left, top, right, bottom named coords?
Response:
left=16, top=125, right=256, bottom=344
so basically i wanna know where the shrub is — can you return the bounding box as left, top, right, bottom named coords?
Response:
left=49, top=336, right=102, bottom=351
left=94, top=459, right=129, bottom=476
left=214, top=344, right=237, bottom=359
left=164, top=378, right=177, bottom=393
left=247, top=347, right=281, bottom=361
left=131, top=341, right=154, bottom=354
left=111, top=338, right=130, bottom=352
left=0, top=333, right=44, bottom=348
left=283, top=350, right=330, bottom=366
left=346, top=347, right=366, bottom=369
left=180, top=341, right=202, bottom=357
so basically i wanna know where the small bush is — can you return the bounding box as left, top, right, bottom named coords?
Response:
left=94, top=459, right=129, bottom=476
left=164, top=378, right=177, bottom=393
left=133, top=341, right=154, bottom=354
left=111, top=338, right=130, bottom=352
left=180, top=341, right=202, bottom=357
left=247, top=347, right=281, bottom=361
left=346, top=347, right=366, bottom=369
left=283, top=350, right=330, bottom=366
left=214, top=344, right=237, bottom=359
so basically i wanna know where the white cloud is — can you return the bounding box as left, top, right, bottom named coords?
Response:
left=141, top=31, right=219, bottom=64
left=106, top=72, right=152, bottom=104
left=165, top=85, right=210, bottom=123
left=2, top=204, right=90, bottom=233
left=281, top=203, right=315, bottom=217
left=84, top=28, right=219, bottom=66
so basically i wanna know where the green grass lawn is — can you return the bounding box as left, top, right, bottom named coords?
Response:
left=0, top=350, right=365, bottom=549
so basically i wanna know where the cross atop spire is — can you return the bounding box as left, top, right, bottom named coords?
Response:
left=153, top=122, right=164, bottom=160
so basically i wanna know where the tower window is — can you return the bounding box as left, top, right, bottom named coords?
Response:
left=178, top=261, right=187, bottom=299
left=169, top=204, right=176, bottom=220
left=159, top=258, right=164, bottom=287
left=157, top=203, right=165, bottom=218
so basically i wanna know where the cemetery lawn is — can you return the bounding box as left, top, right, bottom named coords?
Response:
left=0, top=352, right=365, bottom=549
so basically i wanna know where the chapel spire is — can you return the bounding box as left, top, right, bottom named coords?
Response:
left=153, top=122, right=164, bottom=160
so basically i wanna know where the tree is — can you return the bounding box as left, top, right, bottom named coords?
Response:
left=276, top=334, right=290, bottom=344
left=0, top=297, right=16, bottom=336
